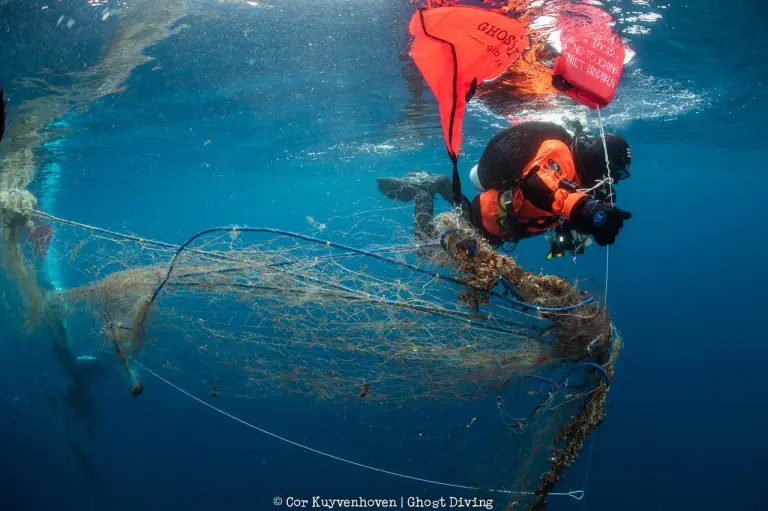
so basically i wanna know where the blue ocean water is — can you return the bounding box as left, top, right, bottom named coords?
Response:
left=1, top=1, right=767, bottom=510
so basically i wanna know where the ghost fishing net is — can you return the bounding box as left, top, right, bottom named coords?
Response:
left=0, top=197, right=620, bottom=510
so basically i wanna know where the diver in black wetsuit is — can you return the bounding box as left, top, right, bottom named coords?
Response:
left=377, top=121, right=632, bottom=258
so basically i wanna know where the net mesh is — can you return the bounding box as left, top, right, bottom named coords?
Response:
left=0, top=2, right=625, bottom=507
left=0, top=202, right=621, bottom=509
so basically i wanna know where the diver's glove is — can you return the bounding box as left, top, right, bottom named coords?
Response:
left=571, top=199, right=631, bottom=246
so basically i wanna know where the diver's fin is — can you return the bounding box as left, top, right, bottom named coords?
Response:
left=377, top=171, right=452, bottom=203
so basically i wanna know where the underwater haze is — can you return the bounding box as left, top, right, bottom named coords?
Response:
left=1, top=1, right=767, bottom=510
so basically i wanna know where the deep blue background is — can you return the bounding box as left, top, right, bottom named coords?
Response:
left=1, top=1, right=767, bottom=510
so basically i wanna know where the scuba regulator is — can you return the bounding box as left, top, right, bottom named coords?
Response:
left=545, top=224, right=592, bottom=260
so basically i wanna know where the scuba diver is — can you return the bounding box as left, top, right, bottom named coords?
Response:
left=377, top=121, right=632, bottom=258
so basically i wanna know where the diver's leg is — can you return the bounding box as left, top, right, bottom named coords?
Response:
left=377, top=170, right=451, bottom=244
left=376, top=171, right=452, bottom=203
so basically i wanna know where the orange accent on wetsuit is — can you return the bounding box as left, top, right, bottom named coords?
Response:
left=478, top=189, right=509, bottom=239
left=477, top=139, right=588, bottom=239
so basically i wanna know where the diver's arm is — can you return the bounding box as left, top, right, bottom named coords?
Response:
left=518, top=164, right=589, bottom=220
left=519, top=166, right=631, bottom=246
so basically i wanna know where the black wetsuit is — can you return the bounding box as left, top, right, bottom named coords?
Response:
left=412, top=122, right=615, bottom=247
left=467, top=122, right=615, bottom=246
left=423, top=122, right=574, bottom=246
left=472, top=122, right=573, bottom=191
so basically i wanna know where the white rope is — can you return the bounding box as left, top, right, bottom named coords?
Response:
left=572, top=105, right=615, bottom=501
left=583, top=434, right=596, bottom=487
left=131, top=358, right=585, bottom=501
left=577, top=176, right=614, bottom=194
left=595, top=106, right=613, bottom=305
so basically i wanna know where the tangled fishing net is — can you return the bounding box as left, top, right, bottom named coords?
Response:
left=0, top=0, right=630, bottom=505
left=0, top=194, right=620, bottom=509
